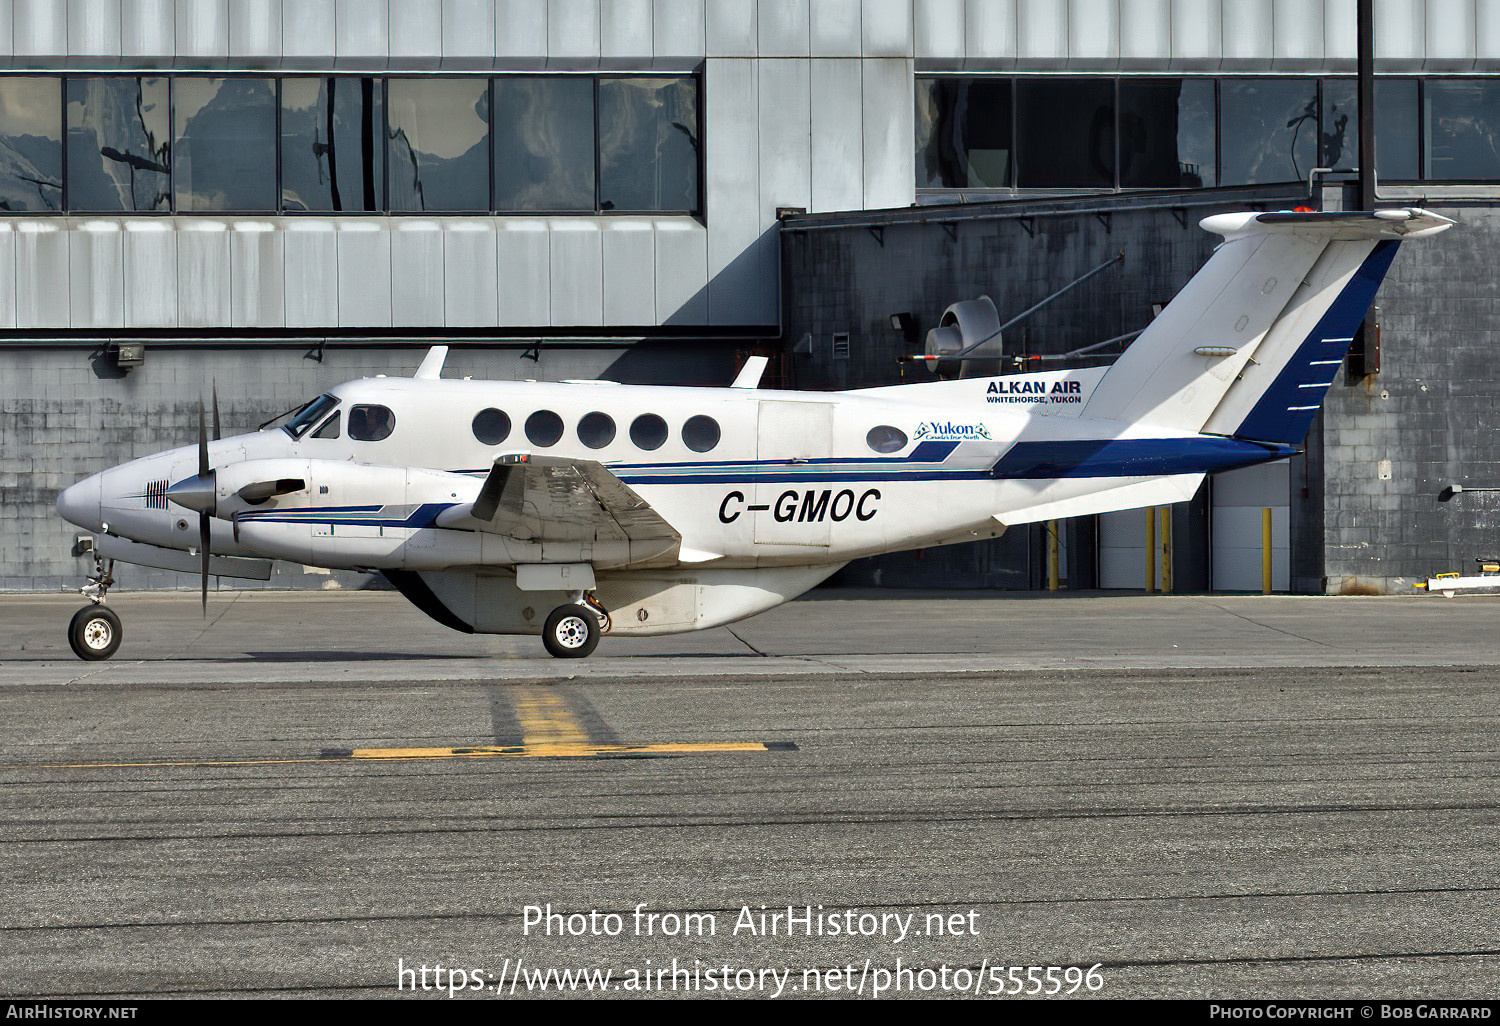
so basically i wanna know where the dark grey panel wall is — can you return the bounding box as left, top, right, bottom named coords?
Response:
left=780, top=186, right=1297, bottom=590
left=783, top=188, right=1500, bottom=593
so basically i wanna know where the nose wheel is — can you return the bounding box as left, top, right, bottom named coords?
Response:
left=69, top=605, right=122, bottom=661
left=68, top=555, right=122, bottom=661
left=542, top=597, right=606, bottom=659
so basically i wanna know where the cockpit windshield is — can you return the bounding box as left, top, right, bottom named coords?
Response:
left=282, top=394, right=340, bottom=439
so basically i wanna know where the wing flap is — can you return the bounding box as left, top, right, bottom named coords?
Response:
left=438, top=454, right=681, bottom=555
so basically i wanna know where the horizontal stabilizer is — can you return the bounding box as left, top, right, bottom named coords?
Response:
left=994, top=473, right=1205, bottom=527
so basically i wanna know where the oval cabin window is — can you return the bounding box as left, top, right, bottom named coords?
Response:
left=347, top=404, right=395, bottom=441
left=629, top=414, right=668, bottom=451
left=577, top=411, right=616, bottom=449
left=866, top=425, right=908, bottom=453
left=472, top=408, right=511, bottom=445
left=682, top=415, right=721, bottom=453
left=525, top=410, right=564, bottom=447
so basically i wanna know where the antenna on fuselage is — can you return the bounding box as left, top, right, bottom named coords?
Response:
left=414, top=346, right=449, bottom=380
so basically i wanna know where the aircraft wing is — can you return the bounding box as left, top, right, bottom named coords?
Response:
left=437, top=454, right=681, bottom=557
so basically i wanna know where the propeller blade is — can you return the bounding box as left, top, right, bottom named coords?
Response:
left=212, top=382, right=222, bottom=442
left=198, top=395, right=210, bottom=616
left=197, top=397, right=209, bottom=478
left=199, top=511, right=210, bottom=617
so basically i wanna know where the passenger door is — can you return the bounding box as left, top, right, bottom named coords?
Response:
left=754, top=400, right=834, bottom=550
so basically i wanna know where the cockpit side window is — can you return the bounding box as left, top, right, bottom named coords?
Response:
left=348, top=404, right=396, bottom=442
left=311, top=411, right=341, bottom=439
left=282, top=394, right=339, bottom=439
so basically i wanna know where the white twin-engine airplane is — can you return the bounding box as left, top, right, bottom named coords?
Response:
left=55, top=208, right=1452, bottom=660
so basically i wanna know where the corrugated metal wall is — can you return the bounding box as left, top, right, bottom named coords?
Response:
left=0, top=0, right=933, bottom=332
left=6, top=2, right=1495, bottom=336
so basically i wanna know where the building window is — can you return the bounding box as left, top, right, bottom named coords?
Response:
left=1219, top=78, right=1319, bottom=187
left=525, top=410, right=564, bottom=448
left=1321, top=78, right=1421, bottom=182
left=281, top=77, right=383, bottom=212
left=629, top=414, right=668, bottom=451
left=598, top=77, right=700, bottom=212
left=472, top=408, right=511, bottom=445
left=915, top=77, right=1013, bottom=189
left=1016, top=79, right=1115, bottom=189
left=387, top=78, right=491, bottom=212
left=348, top=404, right=396, bottom=441
left=173, top=77, right=277, bottom=211
left=915, top=75, right=1456, bottom=194
left=0, top=73, right=704, bottom=216
left=65, top=77, right=170, bottom=212
left=1118, top=79, right=1216, bottom=189
left=0, top=77, right=61, bottom=212
left=493, top=77, right=595, bottom=212
left=1424, top=79, right=1500, bottom=181
left=681, top=415, right=720, bottom=453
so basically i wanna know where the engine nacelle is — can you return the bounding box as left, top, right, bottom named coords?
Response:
left=228, top=459, right=485, bottom=568
left=924, top=296, right=1003, bottom=380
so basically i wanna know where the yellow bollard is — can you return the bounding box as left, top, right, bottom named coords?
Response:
left=1159, top=507, right=1173, bottom=594
left=1144, top=507, right=1156, bottom=593
left=1261, top=507, right=1273, bottom=594
left=1046, top=519, right=1060, bottom=591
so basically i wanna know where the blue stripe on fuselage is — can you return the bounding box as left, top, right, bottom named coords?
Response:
left=235, top=438, right=1292, bottom=529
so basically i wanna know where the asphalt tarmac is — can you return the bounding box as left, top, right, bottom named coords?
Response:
left=1, top=590, right=1497, bottom=999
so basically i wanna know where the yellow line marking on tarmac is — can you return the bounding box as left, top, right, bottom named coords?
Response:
left=7, top=742, right=794, bottom=771
left=344, top=741, right=783, bottom=760
left=513, top=685, right=591, bottom=747
left=7, top=683, right=797, bottom=769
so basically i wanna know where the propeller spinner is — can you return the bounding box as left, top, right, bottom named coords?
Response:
left=163, top=391, right=220, bottom=616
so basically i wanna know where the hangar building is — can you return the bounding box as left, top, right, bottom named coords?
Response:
left=0, top=0, right=1497, bottom=595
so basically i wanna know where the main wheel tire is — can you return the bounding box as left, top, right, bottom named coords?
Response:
left=68, top=606, right=122, bottom=661
left=542, top=604, right=600, bottom=659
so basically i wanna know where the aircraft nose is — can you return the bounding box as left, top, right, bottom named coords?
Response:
left=57, top=474, right=103, bottom=532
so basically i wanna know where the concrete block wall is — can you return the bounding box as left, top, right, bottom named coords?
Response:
left=0, top=341, right=738, bottom=591
left=1320, top=200, right=1500, bottom=593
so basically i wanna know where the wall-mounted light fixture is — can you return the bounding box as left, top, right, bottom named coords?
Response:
left=887, top=312, right=919, bottom=345
left=109, top=342, right=145, bottom=370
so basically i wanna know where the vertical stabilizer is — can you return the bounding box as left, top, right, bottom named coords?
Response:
left=1081, top=209, right=1453, bottom=441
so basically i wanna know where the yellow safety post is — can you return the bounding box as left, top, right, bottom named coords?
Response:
left=1046, top=520, right=1060, bottom=591
left=1159, top=507, right=1173, bottom=594
left=1144, top=507, right=1156, bottom=593
left=1261, top=507, right=1273, bottom=594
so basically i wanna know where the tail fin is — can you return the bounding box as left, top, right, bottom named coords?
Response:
left=1081, top=209, right=1454, bottom=443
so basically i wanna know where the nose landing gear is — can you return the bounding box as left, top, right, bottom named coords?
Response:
left=68, top=556, right=122, bottom=661
left=541, top=591, right=610, bottom=659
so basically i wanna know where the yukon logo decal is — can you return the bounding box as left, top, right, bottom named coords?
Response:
left=913, top=421, right=992, bottom=442
left=987, top=379, right=1084, bottom=404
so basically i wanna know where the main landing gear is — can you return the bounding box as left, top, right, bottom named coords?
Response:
left=542, top=592, right=611, bottom=659
left=68, top=556, right=122, bottom=661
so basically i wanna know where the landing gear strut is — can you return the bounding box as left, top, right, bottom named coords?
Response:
left=542, top=591, right=610, bottom=659
left=68, top=556, right=122, bottom=661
